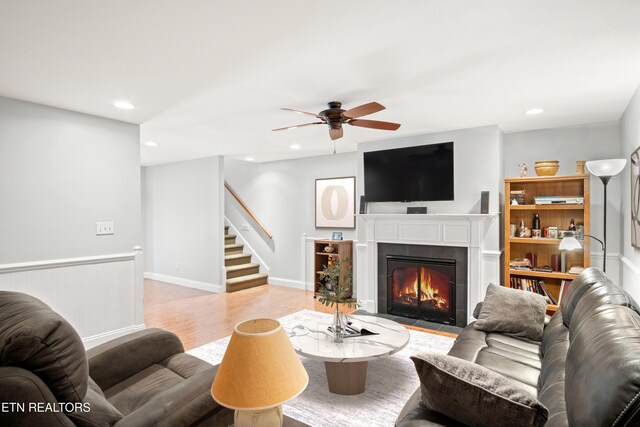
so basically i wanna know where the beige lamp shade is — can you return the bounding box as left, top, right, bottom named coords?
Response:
left=211, top=318, right=309, bottom=410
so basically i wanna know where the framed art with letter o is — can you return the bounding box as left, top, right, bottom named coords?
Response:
left=315, top=176, right=356, bottom=229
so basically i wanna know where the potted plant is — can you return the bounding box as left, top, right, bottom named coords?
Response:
left=317, top=258, right=358, bottom=342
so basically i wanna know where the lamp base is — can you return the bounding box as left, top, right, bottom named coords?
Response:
left=235, top=406, right=283, bottom=427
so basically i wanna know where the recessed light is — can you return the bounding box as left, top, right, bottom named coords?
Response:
left=289, top=144, right=301, bottom=150
left=245, top=157, right=255, bottom=162
left=525, top=108, right=544, bottom=115
left=145, top=141, right=158, bottom=147
left=113, top=100, right=135, bottom=110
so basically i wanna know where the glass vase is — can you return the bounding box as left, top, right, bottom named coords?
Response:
left=332, top=310, right=346, bottom=343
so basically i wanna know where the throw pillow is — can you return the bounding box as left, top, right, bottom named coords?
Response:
left=411, top=352, right=548, bottom=427
left=475, top=283, right=547, bottom=342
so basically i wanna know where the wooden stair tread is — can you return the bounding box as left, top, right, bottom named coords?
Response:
left=226, top=263, right=260, bottom=272
left=225, top=243, right=244, bottom=249
left=225, top=253, right=251, bottom=260
left=226, top=273, right=268, bottom=285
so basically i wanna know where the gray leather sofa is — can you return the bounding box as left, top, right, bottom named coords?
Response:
left=396, top=268, right=640, bottom=426
left=0, top=291, right=228, bottom=426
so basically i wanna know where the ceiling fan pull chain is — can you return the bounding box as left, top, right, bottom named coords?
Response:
left=333, top=141, right=336, bottom=155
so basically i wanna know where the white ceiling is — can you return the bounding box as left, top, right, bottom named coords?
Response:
left=1, top=1, right=640, bottom=165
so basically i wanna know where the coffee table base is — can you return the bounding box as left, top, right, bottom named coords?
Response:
left=324, top=361, right=368, bottom=395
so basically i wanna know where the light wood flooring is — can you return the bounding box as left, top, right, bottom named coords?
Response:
left=144, top=279, right=456, bottom=351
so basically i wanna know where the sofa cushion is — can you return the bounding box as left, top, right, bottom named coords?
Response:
left=565, top=304, right=640, bottom=426
left=0, top=291, right=88, bottom=403
left=475, top=283, right=547, bottom=342
left=66, top=377, right=123, bottom=427
left=104, top=353, right=220, bottom=425
left=411, top=352, right=548, bottom=427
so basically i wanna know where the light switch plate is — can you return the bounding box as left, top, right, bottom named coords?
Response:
left=96, top=221, right=114, bottom=235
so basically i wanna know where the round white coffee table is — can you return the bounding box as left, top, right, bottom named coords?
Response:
left=288, top=315, right=410, bottom=395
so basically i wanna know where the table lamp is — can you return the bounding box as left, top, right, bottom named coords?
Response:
left=560, top=234, right=605, bottom=271
left=586, top=159, right=626, bottom=272
left=211, top=318, right=308, bottom=427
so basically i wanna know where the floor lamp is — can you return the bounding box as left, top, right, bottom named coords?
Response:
left=585, top=159, right=627, bottom=272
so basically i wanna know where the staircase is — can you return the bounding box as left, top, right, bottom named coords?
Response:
left=224, top=226, right=268, bottom=292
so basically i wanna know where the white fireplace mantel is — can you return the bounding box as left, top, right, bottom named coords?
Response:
left=355, top=213, right=500, bottom=324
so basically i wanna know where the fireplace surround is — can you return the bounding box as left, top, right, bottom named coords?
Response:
left=355, top=213, right=500, bottom=326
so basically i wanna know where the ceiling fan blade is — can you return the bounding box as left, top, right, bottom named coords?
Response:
left=342, top=102, right=385, bottom=119
left=281, top=108, right=321, bottom=118
left=272, top=122, right=323, bottom=131
left=349, top=119, right=401, bottom=131
left=329, top=127, right=344, bottom=140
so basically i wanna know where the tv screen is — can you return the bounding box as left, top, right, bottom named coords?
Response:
left=364, top=142, right=454, bottom=203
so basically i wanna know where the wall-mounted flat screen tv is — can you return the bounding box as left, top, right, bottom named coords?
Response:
left=364, top=142, right=454, bottom=203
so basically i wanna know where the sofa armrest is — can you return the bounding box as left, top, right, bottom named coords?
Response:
left=87, top=328, right=184, bottom=391
left=0, top=367, right=75, bottom=427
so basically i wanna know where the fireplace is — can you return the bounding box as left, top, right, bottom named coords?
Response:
left=387, top=256, right=456, bottom=324
left=377, top=243, right=468, bottom=327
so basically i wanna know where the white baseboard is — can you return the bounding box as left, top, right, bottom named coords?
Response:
left=269, top=277, right=309, bottom=291
left=82, top=324, right=146, bottom=350
left=144, top=272, right=222, bottom=293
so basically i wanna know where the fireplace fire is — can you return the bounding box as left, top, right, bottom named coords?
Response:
left=393, top=267, right=449, bottom=310
left=387, top=256, right=456, bottom=324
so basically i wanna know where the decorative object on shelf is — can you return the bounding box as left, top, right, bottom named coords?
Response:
left=518, top=219, right=526, bottom=237
left=510, top=224, right=517, bottom=237
left=533, top=213, right=541, bottom=231
left=631, top=146, right=640, bottom=249
left=576, top=160, right=586, bottom=174
left=317, top=259, right=358, bottom=343
left=526, top=252, right=538, bottom=268
left=568, top=219, right=576, bottom=231
left=548, top=227, right=558, bottom=239
left=519, top=162, right=528, bottom=178
left=323, top=244, right=336, bottom=253
left=534, top=160, right=560, bottom=176
left=586, top=159, right=627, bottom=271
left=211, top=318, right=309, bottom=427
left=331, top=231, right=343, bottom=240
left=532, top=229, right=541, bottom=238
left=560, top=233, right=605, bottom=271
left=315, top=176, right=356, bottom=229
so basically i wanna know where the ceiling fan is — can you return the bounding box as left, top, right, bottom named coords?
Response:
left=273, top=101, right=401, bottom=141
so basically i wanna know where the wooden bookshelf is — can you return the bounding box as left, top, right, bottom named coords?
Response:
left=313, top=240, right=353, bottom=297
left=505, top=175, right=590, bottom=311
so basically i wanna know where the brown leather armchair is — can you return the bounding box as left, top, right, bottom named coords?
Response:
left=0, top=291, right=229, bottom=426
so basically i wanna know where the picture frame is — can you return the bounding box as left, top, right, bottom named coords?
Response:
left=315, top=176, right=356, bottom=229
left=631, top=146, right=640, bottom=249
left=331, top=231, right=343, bottom=241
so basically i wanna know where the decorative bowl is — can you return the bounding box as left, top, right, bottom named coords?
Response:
left=535, top=160, right=559, bottom=176
left=324, top=245, right=336, bottom=253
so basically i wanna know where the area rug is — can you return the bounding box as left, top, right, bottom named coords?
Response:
left=187, top=310, right=455, bottom=427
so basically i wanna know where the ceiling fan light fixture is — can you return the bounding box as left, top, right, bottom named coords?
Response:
left=245, top=157, right=255, bottom=162
left=145, top=141, right=158, bottom=147
left=525, top=108, right=544, bottom=115
left=289, top=144, right=301, bottom=150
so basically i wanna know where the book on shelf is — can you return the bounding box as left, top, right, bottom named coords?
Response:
left=510, top=276, right=557, bottom=305
left=532, top=265, right=553, bottom=273
left=510, top=258, right=532, bottom=270
left=557, top=280, right=573, bottom=305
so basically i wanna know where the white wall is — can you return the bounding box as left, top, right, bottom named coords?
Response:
left=0, top=96, right=143, bottom=346
left=144, top=156, right=225, bottom=292
left=504, top=121, right=622, bottom=281
left=0, top=96, right=141, bottom=263
left=224, top=153, right=358, bottom=288
left=357, top=125, right=504, bottom=251
left=620, top=84, right=640, bottom=297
